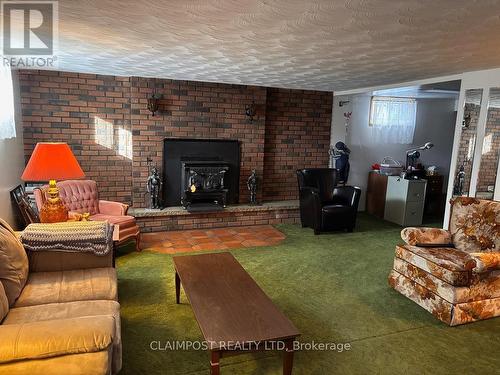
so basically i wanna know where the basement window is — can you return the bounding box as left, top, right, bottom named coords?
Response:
left=369, top=96, right=417, bottom=144
left=0, top=66, right=16, bottom=140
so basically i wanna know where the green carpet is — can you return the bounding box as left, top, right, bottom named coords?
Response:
left=116, top=214, right=500, bottom=375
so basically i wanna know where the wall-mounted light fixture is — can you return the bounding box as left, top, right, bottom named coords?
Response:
left=147, top=93, right=162, bottom=116
left=147, top=78, right=162, bottom=116
left=245, top=101, right=256, bottom=122
left=339, top=100, right=350, bottom=107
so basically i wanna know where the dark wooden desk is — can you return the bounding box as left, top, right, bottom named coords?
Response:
left=366, top=171, right=388, bottom=218
left=173, top=252, right=300, bottom=375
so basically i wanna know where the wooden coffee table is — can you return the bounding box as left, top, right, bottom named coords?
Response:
left=173, top=252, right=300, bottom=375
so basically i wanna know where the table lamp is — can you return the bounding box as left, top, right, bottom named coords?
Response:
left=21, top=142, right=85, bottom=223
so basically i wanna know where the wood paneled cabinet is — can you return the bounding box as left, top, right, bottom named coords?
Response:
left=366, top=172, right=388, bottom=218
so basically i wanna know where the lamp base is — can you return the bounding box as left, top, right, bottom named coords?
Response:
left=39, top=179, right=68, bottom=223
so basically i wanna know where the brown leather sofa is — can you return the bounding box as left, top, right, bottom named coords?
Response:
left=34, top=179, right=140, bottom=250
left=0, top=218, right=121, bottom=374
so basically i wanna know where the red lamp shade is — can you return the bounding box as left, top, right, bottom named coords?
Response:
left=21, top=143, right=85, bottom=223
left=21, top=143, right=85, bottom=181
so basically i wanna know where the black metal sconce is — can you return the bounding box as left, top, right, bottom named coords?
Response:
left=339, top=100, right=350, bottom=107
left=148, top=79, right=162, bottom=116
left=147, top=93, right=162, bottom=116
left=245, top=101, right=256, bottom=122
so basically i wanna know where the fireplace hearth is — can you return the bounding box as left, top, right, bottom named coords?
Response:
left=163, top=139, right=240, bottom=209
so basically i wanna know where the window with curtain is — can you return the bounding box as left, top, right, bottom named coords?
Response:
left=369, top=96, right=417, bottom=144
left=0, top=66, right=16, bottom=140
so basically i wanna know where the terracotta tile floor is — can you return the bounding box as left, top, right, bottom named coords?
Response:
left=140, top=225, right=286, bottom=254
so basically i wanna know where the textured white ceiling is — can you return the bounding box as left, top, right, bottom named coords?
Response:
left=48, top=0, right=500, bottom=91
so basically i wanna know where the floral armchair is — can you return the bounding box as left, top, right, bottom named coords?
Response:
left=388, top=197, right=499, bottom=325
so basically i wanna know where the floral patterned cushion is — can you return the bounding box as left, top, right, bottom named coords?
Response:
left=470, top=252, right=500, bottom=273
left=449, top=197, right=500, bottom=253
left=395, top=244, right=474, bottom=286
left=401, top=227, right=452, bottom=246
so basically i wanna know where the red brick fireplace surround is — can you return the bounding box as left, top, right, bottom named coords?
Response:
left=19, top=70, right=332, bottom=231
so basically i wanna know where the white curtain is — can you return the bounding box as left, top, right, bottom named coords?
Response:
left=369, top=97, right=416, bottom=144
left=0, top=66, right=16, bottom=140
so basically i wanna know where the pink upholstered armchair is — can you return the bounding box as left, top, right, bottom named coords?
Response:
left=34, top=180, right=140, bottom=251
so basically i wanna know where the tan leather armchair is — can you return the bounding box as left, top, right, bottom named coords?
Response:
left=34, top=179, right=140, bottom=251
left=0, top=218, right=121, bottom=375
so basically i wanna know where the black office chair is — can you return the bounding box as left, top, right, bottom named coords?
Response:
left=296, top=168, right=361, bottom=234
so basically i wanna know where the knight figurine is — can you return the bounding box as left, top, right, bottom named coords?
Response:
left=147, top=166, right=162, bottom=209
left=329, top=141, right=351, bottom=184
left=453, top=164, right=466, bottom=196
left=247, top=169, right=258, bottom=205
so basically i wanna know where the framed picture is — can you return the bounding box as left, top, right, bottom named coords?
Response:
left=10, top=184, right=40, bottom=227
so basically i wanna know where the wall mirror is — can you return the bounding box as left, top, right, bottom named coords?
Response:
left=475, top=88, right=500, bottom=199
left=452, top=89, right=483, bottom=197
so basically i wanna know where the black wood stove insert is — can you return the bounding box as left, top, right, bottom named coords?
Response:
left=181, top=161, right=229, bottom=211
left=163, top=139, right=240, bottom=211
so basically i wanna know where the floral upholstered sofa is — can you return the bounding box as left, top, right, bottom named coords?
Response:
left=388, top=197, right=499, bottom=326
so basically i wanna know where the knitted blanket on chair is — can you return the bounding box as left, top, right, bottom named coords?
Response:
left=20, top=221, right=113, bottom=256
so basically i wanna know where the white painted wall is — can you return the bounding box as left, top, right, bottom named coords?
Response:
left=413, top=99, right=457, bottom=184
left=331, top=94, right=457, bottom=210
left=0, top=71, right=25, bottom=228
left=330, top=95, right=351, bottom=143
left=329, top=95, right=352, bottom=166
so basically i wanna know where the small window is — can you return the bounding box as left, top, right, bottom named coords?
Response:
left=369, top=96, right=417, bottom=144
left=0, top=66, right=16, bottom=140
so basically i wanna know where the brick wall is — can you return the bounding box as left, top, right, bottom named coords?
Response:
left=19, top=70, right=332, bottom=207
left=129, top=78, right=267, bottom=207
left=263, top=88, right=333, bottom=201
left=19, top=70, right=134, bottom=204
left=136, top=208, right=300, bottom=232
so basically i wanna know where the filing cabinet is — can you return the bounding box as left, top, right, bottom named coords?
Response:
left=384, top=176, right=427, bottom=226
